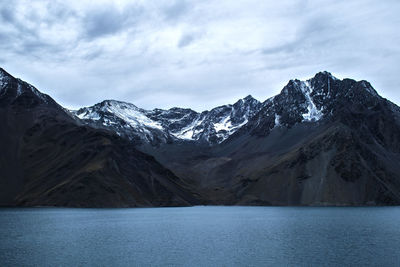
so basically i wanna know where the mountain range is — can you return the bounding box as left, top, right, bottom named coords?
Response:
left=1, top=67, right=400, bottom=207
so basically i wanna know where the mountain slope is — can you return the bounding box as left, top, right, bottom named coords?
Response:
left=0, top=68, right=199, bottom=207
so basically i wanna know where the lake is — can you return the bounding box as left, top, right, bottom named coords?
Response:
left=0, top=206, right=400, bottom=266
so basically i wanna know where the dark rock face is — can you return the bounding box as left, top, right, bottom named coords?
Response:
left=1, top=67, right=400, bottom=207
left=17, top=122, right=198, bottom=207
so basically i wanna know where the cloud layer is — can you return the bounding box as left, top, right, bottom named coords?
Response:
left=1, top=0, right=399, bottom=110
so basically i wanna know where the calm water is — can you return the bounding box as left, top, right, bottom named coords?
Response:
left=1, top=206, right=400, bottom=266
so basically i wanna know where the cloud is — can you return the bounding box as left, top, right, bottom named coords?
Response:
left=163, top=0, right=189, bottom=21
left=82, top=4, right=141, bottom=40
left=0, top=5, right=16, bottom=23
left=177, top=34, right=193, bottom=48
left=0, top=0, right=400, bottom=111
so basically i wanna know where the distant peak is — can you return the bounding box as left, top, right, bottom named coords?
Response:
left=0, top=67, right=12, bottom=79
left=313, top=71, right=339, bottom=81
left=233, top=95, right=260, bottom=106
left=243, top=94, right=255, bottom=101
left=99, top=99, right=137, bottom=108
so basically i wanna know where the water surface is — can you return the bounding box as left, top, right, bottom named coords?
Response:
left=1, top=206, right=400, bottom=266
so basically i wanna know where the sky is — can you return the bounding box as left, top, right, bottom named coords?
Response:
left=0, top=0, right=399, bottom=111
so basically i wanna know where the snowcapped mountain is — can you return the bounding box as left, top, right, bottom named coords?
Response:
left=74, top=100, right=170, bottom=146
left=73, top=95, right=262, bottom=146
left=240, top=71, right=382, bottom=137
left=73, top=71, right=381, bottom=146
left=147, top=94, right=262, bottom=144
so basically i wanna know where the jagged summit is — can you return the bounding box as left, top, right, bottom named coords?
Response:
left=243, top=94, right=256, bottom=101
left=314, top=70, right=338, bottom=79
left=74, top=94, right=263, bottom=145
left=234, top=71, right=386, bottom=137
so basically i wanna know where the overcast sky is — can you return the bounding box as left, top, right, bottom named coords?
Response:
left=0, top=0, right=399, bottom=111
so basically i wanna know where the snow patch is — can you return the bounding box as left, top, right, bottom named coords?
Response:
left=17, top=83, right=22, bottom=96
left=274, top=114, right=281, bottom=127
left=214, top=115, right=232, bottom=132
left=175, top=129, right=194, bottom=140
left=301, top=81, right=323, bottom=122
left=0, top=72, right=9, bottom=95
left=171, top=116, right=203, bottom=140
left=85, top=101, right=165, bottom=131
left=78, top=110, right=101, bottom=120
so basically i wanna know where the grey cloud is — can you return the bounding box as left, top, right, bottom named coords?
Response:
left=45, top=1, right=78, bottom=21
left=83, top=48, right=104, bottom=61
left=178, top=33, right=195, bottom=48
left=262, top=42, right=298, bottom=55
left=262, top=14, right=341, bottom=56
left=163, top=0, right=189, bottom=21
left=0, top=5, right=15, bottom=23
left=84, top=8, right=125, bottom=39
left=1, top=0, right=400, bottom=111
left=0, top=3, right=55, bottom=60
left=83, top=4, right=142, bottom=40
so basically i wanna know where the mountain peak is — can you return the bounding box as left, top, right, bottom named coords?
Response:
left=0, top=67, right=11, bottom=78
left=99, top=99, right=137, bottom=108
left=0, top=68, right=12, bottom=89
left=243, top=94, right=255, bottom=101
left=85, top=99, right=141, bottom=114
left=233, top=94, right=260, bottom=106
left=313, top=71, right=339, bottom=81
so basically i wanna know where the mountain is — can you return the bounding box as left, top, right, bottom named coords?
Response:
left=139, top=72, right=400, bottom=206
left=1, top=67, right=400, bottom=207
left=0, top=68, right=199, bottom=207
left=74, top=95, right=262, bottom=146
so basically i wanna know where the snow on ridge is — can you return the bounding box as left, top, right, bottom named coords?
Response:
left=76, top=100, right=164, bottom=131
left=360, top=81, right=378, bottom=97
left=105, top=102, right=163, bottom=131
left=73, top=94, right=261, bottom=144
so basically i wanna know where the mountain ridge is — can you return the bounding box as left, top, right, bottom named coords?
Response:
left=73, top=93, right=263, bottom=146
left=72, top=71, right=386, bottom=146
